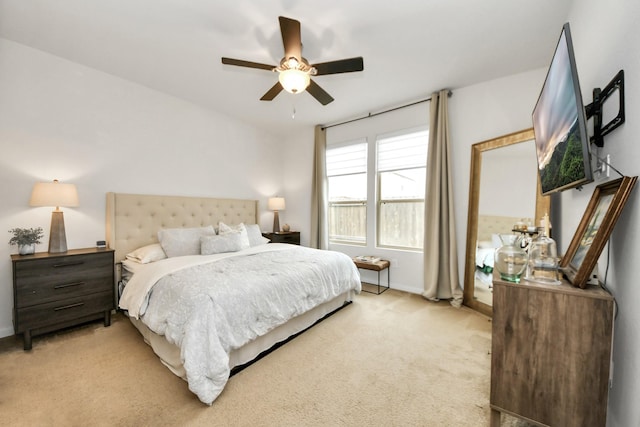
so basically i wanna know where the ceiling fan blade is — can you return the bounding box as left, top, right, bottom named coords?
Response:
left=279, top=16, right=302, bottom=60
left=260, top=82, right=284, bottom=101
left=313, top=57, right=364, bottom=75
left=221, top=57, right=274, bottom=71
left=307, top=79, right=334, bottom=105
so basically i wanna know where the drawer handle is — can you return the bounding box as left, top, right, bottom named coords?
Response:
left=54, top=281, right=85, bottom=290
left=53, top=261, right=85, bottom=268
left=54, top=302, right=85, bottom=311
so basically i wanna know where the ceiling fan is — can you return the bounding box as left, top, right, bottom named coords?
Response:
left=221, top=16, right=364, bottom=105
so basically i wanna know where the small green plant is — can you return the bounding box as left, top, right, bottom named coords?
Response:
left=8, top=227, right=44, bottom=246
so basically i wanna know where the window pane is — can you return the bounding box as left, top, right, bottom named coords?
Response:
left=329, top=203, right=366, bottom=244
left=378, top=130, right=428, bottom=172
left=378, top=201, right=424, bottom=248
left=327, top=140, right=367, bottom=245
left=379, top=168, right=426, bottom=200
left=328, top=174, right=367, bottom=201
left=327, top=143, right=367, bottom=176
left=377, top=129, right=427, bottom=249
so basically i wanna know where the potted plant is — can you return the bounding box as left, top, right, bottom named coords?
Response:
left=8, top=227, right=44, bottom=255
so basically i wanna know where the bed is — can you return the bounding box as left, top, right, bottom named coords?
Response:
left=105, top=192, right=361, bottom=405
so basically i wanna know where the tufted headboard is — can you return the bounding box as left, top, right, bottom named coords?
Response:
left=476, top=214, right=532, bottom=244
left=106, top=192, right=259, bottom=263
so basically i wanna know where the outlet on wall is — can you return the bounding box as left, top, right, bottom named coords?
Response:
left=594, top=153, right=611, bottom=180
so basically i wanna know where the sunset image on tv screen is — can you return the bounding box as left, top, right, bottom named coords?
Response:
left=533, top=30, right=586, bottom=194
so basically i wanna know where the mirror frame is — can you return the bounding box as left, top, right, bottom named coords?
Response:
left=463, top=128, right=550, bottom=317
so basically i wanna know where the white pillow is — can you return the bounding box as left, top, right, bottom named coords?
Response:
left=217, top=222, right=250, bottom=250
left=245, top=223, right=270, bottom=247
left=125, top=243, right=167, bottom=264
left=122, top=258, right=143, bottom=277
left=157, top=226, right=216, bottom=257
left=201, top=234, right=244, bottom=255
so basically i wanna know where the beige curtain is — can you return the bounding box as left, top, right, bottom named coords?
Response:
left=423, top=90, right=462, bottom=307
left=310, top=125, right=329, bottom=249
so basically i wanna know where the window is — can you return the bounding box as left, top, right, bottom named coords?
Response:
left=377, top=130, right=428, bottom=249
left=327, top=141, right=367, bottom=245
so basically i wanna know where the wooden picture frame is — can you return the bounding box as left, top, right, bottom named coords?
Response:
left=560, top=176, right=637, bottom=288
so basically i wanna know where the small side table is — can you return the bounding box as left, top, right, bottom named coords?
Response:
left=353, top=258, right=390, bottom=295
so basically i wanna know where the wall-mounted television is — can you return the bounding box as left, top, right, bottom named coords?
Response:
left=532, top=22, right=593, bottom=196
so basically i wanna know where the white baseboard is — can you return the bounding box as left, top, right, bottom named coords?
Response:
left=385, top=283, right=422, bottom=295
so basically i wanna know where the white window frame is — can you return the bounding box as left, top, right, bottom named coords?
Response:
left=376, top=127, right=428, bottom=251
left=327, top=139, right=368, bottom=246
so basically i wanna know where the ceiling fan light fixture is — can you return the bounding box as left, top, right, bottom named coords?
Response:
left=278, top=68, right=310, bottom=94
left=221, top=17, right=363, bottom=104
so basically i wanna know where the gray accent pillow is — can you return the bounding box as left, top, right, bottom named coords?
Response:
left=157, top=226, right=216, bottom=257
left=201, top=234, right=243, bottom=255
left=217, top=222, right=251, bottom=250
left=245, top=224, right=270, bottom=247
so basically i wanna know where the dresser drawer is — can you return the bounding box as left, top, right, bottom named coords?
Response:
left=15, top=276, right=112, bottom=308
left=15, top=290, right=113, bottom=333
left=278, top=233, right=299, bottom=244
left=14, top=252, right=113, bottom=307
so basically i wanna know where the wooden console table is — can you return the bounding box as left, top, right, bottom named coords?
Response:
left=490, top=276, right=614, bottom=427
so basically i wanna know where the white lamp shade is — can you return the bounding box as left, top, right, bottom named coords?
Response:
left=278, top=69, right=310, bottom=94
left=268, top=197, right=286, bottom=211
left=30, top=180, right=79, bottom=208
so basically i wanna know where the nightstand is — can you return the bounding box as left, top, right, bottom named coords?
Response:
left=262, top=231, right=300, bottom=245
left=11, top=247, right=115, bottom=350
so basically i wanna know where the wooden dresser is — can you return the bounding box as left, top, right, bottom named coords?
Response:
left=490, top=276, right=614, bottom=427
left=12, top=247, right=115, bottom=350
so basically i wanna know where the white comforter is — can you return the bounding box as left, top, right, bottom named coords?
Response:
left=119, top=244, right=361, bottom=404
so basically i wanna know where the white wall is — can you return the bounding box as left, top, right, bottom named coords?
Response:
left=566, top=1, right=640, bottom=425
left=280, top=127, right=315, bottom=245
left=0, top=39, right=283, bottom=337
left=478, top=141, right=537, bottom=219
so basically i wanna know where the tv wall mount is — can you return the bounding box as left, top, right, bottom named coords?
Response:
left=585, top=69, right=625, bottom=148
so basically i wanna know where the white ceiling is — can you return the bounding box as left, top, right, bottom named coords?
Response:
left=0, top=0, right=574, bottom=137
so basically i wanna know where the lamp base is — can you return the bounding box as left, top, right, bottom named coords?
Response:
left=272, top=211, right=280, bottom=233
left=49, top=210, right=68, bottom=253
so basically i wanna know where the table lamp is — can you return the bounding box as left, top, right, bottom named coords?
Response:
left=267, top=197, right=285, bottom=233
left=29, top=179, right=79, bottom=253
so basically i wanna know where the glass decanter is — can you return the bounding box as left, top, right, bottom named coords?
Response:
left=524, top=227, right=560, bottom=284
left=494, top=234, right=528, bottom=283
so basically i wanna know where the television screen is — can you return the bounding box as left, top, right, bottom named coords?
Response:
left=532, top=22, right=592, bottom=195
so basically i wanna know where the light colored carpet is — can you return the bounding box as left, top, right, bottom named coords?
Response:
left=0, top=290, right=524, bottom=426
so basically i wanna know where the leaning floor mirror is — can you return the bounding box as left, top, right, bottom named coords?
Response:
left=463, top=128, right=550, bottom=317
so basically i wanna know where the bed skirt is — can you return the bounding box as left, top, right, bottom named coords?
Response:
left=128, top=290, right=355, bottom=380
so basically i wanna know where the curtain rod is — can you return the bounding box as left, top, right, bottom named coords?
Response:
left=321, top=90, right=452, bottom=131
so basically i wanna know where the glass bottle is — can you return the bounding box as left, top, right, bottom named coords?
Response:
left=524, top=227, right=561, bottom=284
left=494, top=234, right=528, bottom=283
